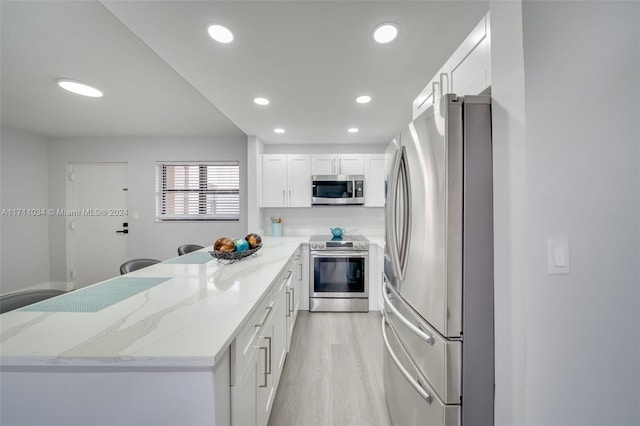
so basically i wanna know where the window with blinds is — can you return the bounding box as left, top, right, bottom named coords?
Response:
left=156, top=161, right=240, bottom=221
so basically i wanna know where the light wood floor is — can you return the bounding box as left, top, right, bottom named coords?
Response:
left=268, top=311, right=392, bottom=426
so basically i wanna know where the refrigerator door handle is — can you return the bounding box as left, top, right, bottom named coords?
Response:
left=383, top=280, right=434, bottom=345
left=381, top=316, right=432, bottom=403
left=385, top=146, right=403, bottom=281
left=397, top=149, right=412, bottom=278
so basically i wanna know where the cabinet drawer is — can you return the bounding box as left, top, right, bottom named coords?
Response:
left=231, top=287, right=275, bottom=385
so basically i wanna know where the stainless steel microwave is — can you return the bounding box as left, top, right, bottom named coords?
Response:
left=311, top=175, right=364, bottom=205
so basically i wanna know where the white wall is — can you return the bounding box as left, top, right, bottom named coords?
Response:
left=0, top=127, right=52, bottom=293
left=261, top=206, right=385, bottom=238
left=492, top=1, right=640, bottom=425
left=47, top=135, right=247, bottom=283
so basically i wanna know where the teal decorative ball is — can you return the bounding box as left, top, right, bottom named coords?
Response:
left=233, top=238, right=249, bottom=252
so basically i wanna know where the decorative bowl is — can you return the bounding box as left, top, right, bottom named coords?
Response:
left=209, top=244, right=262, bottom=263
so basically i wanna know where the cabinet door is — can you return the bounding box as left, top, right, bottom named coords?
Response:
left=310, top=154, right=336, bottom=175
left=291, top=266, right=300, bottom=326
left=446, top=14, right=491, bottom=96
left=274, top=274, right=289, bottom=383
left=257, top=320, right=276, bottom=426
left=364, top=154, right=386, bottom=207
left=338, top=154, right=364, bottom=175
left=231, top=346, right=259, bottom=426
left=261, top=155, right=287, bottom=207
left=287, top=155, right=311, bottom=207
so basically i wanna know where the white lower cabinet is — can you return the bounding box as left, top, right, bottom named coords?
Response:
left=232, top=347, right=259, bottom=426
left=231, top=250, right=301, bottom=426
left=286, top=250, right=301, bottom=351
left=257, top=308, right=277, bottom=426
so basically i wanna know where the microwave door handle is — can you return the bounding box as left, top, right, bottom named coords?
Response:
left=352, top=179, right=356, bottom=198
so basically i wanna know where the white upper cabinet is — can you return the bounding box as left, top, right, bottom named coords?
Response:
left=261, top=154, right=311, bottom=207
left=311, top=154, right=364, bottom=175
left=364, top=154, right=386, bottom=207
left=413, top=13, right=491, bottom=119
left=309, top=154, right=335, bottom=175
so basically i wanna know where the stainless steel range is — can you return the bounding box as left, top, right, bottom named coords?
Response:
left=309, top=234, right=369, bottom=312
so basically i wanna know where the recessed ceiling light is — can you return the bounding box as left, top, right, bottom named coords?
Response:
left=356, top=95, right=371, bottom=104
left=373, top=22, right=398, bottom=44
left=208, top=24, right=234, bottom=43
left=348, top=128, right=359, bottom=133
left=254, top=97, right=270, bottom=106
left=274, top=128, right=285, bottom=134
left=57, top=79, right=103, bottom=98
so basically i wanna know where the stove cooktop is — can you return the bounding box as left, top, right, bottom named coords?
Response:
left=309, top=234, right=369, bottom=251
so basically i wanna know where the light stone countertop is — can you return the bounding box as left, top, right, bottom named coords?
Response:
left=0, top=237, right=308, bottom=368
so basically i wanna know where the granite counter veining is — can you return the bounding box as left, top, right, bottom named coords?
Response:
left=0, top=237, right=307, bottom=368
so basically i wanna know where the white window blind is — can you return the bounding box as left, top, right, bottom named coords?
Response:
left=156, top=161, right=240, bottom=221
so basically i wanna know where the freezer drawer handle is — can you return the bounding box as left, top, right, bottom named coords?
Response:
left=382, top=280, right=434, bottom=344
left=381, top=316, right=432, bottom=403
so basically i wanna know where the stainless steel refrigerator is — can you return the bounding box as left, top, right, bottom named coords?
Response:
left=382, top=94, right=494, bottom=426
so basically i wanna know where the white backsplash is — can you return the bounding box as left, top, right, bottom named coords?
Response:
left=260, top=206, right=385, bottom=238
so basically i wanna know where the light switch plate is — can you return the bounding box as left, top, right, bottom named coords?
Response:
left=547, top=237, right=570, bottom=275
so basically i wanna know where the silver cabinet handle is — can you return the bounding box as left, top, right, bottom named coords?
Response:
left=297, top=264, right=302, bottom=281
left=339, top=157, right=342, bottom=174
left=290, top=288, right=295, bottom=314
left=332, top=158, right=336, bottom=174
left=259, top=346, right=268, bottom=387
left=255, top=306, right=272, bottom=328
left=264, top=336, right=272, bottom=375
left=381, top=316, right=432, bottom=403
left=285, top=270, right=292, bottom=280
left=289, top=189, right=292, bottom=205
left=286, top=291, right=291, bottom=318
left=382, top=280, right=433, bottom=344
left=282, top=189, right=285, bottom=205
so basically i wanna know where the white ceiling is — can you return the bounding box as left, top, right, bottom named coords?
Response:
left=1, top=1, right=489, bottom=144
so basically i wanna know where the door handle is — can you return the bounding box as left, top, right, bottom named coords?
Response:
left=286, top=291, right=291, bottom=317
left=116, top=229, right=129, bottom=234
left=259, top=347, right=268, bottom=387
left=383, top=280, right=433, bottom=344
left=264, top=336, right=272, bottom=375
left=381, top=316, right=432, bottom=403
left=290, top=288, right=295, bottom=314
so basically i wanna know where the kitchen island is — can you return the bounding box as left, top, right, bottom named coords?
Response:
left=0, top=237, right=306, bottom=426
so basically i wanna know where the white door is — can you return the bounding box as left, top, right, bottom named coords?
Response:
left=67, top=163, right=128, bottom=288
